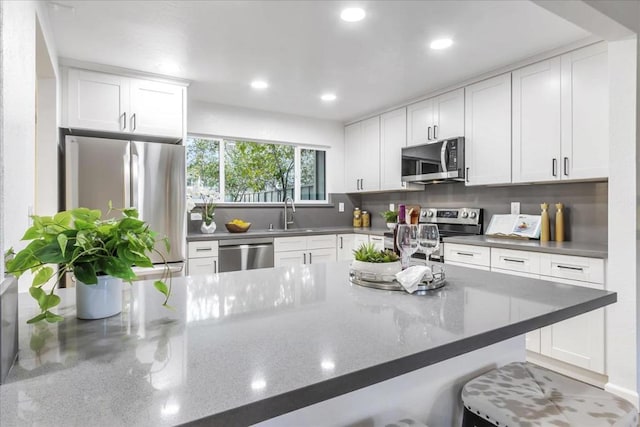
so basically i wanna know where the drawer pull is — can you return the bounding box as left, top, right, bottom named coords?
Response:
left=196, top=247, right=213, bottom=252
left=503, top=258, right=525, bottom=264
left=557, top=265, right=584, bottom=272
left=456, top=252, right=475, bottom=257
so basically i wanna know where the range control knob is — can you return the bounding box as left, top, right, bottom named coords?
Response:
left=461, top=212, right=469, bottom=218
left=427, top=211, right=434, bottom=217
left=420, top=210, right=427, bottom=217
left=470, top=212, right=477, bottom=219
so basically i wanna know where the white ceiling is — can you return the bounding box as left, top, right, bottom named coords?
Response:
left=47, top=0, right=591, bottom=122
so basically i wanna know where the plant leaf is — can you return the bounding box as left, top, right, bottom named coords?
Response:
left=32, top=267, right=53, bottom=287
left=53, top=211, right=72, bottom=227
left=27, top=313, right=47, bottom=324
left=73, top=263, right=97, bottom=284
left=29, top=286, right=48, bottom=309
left=44, top=294, right=61, bottom=310
left=44, top=311, right=64, bottom=323
left=22, top=226, right=41, bottom=240
left=123, top=208, right=138, bottom=218
left=154, top=280, right=168, bottom=297
left=57, top=234, right=68, bottom=257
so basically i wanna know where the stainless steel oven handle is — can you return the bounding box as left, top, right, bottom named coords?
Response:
left=440, top=139, right=449, bottom=173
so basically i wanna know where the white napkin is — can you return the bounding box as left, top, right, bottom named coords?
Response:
left=395, top=266, right=432, bottom=293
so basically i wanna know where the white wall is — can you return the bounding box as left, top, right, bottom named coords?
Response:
left=188, top=100, right=345, bottom=194
left=0, top=0, right=59, bottom=289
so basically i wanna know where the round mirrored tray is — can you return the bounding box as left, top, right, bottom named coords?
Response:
left=349, top=264, right=446, bottom=294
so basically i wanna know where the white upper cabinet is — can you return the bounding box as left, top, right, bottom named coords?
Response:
left=560, top=43, right=608, bottom=180
left=344, top=116, right=380, bottom=192
left=67, top=69, right=130, bottom=132
left=65, top=68, right=186, bottom=139
left=407, top=88, right=464, bottom=146
left=512, top=43, right=608, bottom=184
left=465, top=74, right=512, bottom=186
left=512, top=57, right=562, bottom=183
left=380, top=107, right=410, bottom=191
left=433, top=88, right=465, bottom=140
left=407, top=98, right=435, bottom=146
left=129, top=79, right=185, bottom=138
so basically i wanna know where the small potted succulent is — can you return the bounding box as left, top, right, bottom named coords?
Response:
left=351, top=243, right=401, bottom=279
left=380, top=210, right=398, bottom=230
left=200, top=194, right=217, bottom=234
left=4, top=203, right=171, bottom=323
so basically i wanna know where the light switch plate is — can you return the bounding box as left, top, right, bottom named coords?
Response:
left=338, top=202, right=344, bottom=212
left=389, top=203, right=395, bottom=211
left=191, top=212, right=202, bottom=221
left=511, top=202, right=520, bottom=215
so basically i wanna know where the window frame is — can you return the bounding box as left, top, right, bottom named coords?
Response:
left=186, top=134, right=329, bottom=205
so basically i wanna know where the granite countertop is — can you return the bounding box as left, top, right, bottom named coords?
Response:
left=0, top=263, right=615, bottom=426
left=187, top=226, right=389, bottom=241
left=443, top=235, right=608, bottom=258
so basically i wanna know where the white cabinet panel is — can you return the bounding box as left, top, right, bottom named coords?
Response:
left=67, top=69, right=129, bottom=132
left=188, top=241, right=219, bottom=258
left=407, top=99, right=434, bottom=146
left=309, top=248, right=336, bottom=264
left=539, top=275, right=605, bottom=374
left=561, top=43, right=608, bottom=180
left=539, top=253, right=605, bottom=284
left=307, top=234, right=336, bottom=250
left=433, top=88, right=464, bottom=140
left=188, top=256, right=218, bottom=276
left=275, top=251, right=304, bottom=267
left=491, top=248, right=540, bottom=275
left=444, top=243, right=490, bottom=268
left=274, top=236, right=307, bottom=252
left=380, top=108, right=410, bottom=191
left=344, top=117, right=380, bottom=192
left=465, top=73, right=512, bottom=185
left=337, top=234, right=356, bottom=261
left=368, top=235, right=385, bottom=251
left=129, top=79, right=184, bottom=138
left=512, top=57, right=562, bottom=183
left=344, top=123, right=362, bottom=192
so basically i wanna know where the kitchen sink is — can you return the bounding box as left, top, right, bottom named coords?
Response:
left=267, top=228, right=315, bottom=233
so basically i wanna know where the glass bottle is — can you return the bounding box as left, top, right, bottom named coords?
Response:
left=353, top=207, right=362, bottom=228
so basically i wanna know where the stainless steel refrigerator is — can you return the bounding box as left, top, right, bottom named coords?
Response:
left=65, top=135, right=186, bottom=276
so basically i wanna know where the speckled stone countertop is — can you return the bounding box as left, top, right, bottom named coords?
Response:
left=0, top=263, right=615, bottom=426
left=187, top=226, right=389, bottom=241
left=443, top=235, right=608, bottom=258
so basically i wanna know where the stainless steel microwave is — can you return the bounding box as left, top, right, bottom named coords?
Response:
left=401, top=137, right=465, bottom=184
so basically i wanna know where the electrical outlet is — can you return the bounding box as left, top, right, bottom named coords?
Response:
left=511, top=202, right=520, bottom=215
left=191, top=212, right=202, bottom=221
left=389, top=203, right=395, bottom=211
left=338, top=202, right=344, bottom=212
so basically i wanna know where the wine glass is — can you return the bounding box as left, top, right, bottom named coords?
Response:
left=417, top=224, right=440, bottom=265
left=396, top=224, right=418, bottom=269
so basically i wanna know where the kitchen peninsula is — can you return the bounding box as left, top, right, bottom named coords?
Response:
left=0, top=263, right=615, bottom=426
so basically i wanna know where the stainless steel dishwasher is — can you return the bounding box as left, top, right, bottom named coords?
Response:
left=218, top=237, right=274, bottom=272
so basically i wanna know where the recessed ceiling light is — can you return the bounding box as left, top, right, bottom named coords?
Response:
left=251, top=80, right=269, bottom=90
left=430, top=38, right=453, bottom=50
left=340, top=7, right=366, bottom=22
left=321, top=93, right=337, bottom=102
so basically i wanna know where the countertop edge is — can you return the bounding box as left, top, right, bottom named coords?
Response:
left=180, top=291, right=616, bottom=426
left=187, top=227, right=388, bottom=241
left=443, top=236, right=608, bottom=259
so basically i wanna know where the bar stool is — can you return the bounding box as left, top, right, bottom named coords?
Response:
left=461, top=362, right=637, bottom=427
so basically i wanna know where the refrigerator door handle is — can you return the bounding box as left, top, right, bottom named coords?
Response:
left=131, top=152, right=139, bottom=209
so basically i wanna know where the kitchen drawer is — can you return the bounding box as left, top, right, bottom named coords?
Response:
left=307, top=234, right=337, bottom=250
left=188, top=240, right=219, bottom=258
left=540, top=254, right=605, bottom=284
left=368, top=235, right=385, bottom=251
left=275, top=236, right=308, bottom=252
left=444, top=243, right=490, bottom=268
left=491, top=248, right=540, bottom=275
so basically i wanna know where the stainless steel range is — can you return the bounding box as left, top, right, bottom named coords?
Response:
left=384, top=207, right=483, bottom=262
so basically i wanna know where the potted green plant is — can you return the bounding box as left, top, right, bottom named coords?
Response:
left=4, top=203, right=171, bottom=323
left=380, top=210, right=398, bottom=230
left=351, top=243, right=401, bottom=278
left=200, top=194, right=217, bottom=234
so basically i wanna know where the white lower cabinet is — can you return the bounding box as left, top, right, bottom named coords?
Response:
left=274, top=235, right=336, bottom=267
left=450, top=243, right=607, bottom=381
left=337, top=234, right=385, bottom=261
left=187, top=241, right=219, bottom=276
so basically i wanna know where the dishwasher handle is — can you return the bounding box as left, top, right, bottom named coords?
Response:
left=220, top=243, right=273, bottom=250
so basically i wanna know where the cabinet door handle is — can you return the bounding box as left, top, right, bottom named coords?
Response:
left=427, top=126, right=432, bottom=140
left=563, top=157, right=569, bottom=176
left=340, top=237, right=343, bottom=249
left=131, top=113, right=137, bottom=131
left=214, top=260, right=217, bottom=273
left=466, top=167, right=470, bottom=183
left=557, top=264, right=584, bottom=272
left=303, top=253, right=306, bottom=264
left=309, top=252, right=313, bottom=264
left=552, top=158, right=558, bottom=177
left=361, top=179, right=364, bottom=190
left=434, top=125, right=438, bottom=140
left=503, top=258, right=525, bottom=264
left=122, top=112, right=127, bottom=130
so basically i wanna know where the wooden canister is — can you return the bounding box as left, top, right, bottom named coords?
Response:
left=540, top=203, right=550, bottom=242
left=555, top=203, right=564, bottom=242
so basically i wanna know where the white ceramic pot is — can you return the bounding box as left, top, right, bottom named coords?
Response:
left=351, top=260, right=402, bottom=277
left=386, top=223, right=396, bottom=231
left=75, top=275, right=123, bottom=320
left=200, top=220, right=217, bottom=234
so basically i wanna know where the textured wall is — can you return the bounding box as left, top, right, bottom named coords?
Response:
left=359, top=181, right=608, bottom=244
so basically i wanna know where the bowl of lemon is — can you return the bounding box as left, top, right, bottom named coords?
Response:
left=225, top=218, right=251, bottom=233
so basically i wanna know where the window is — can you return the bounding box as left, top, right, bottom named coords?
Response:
left=186, top=136, right=326, bottom=203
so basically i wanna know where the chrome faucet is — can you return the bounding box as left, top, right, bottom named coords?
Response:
left=283, top=197, right=296, bottom=230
